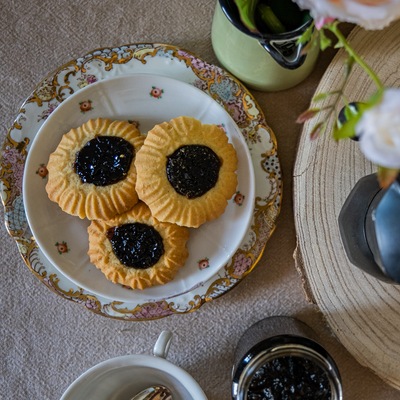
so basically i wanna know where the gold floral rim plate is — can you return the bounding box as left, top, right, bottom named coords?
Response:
left=0, top=43, right=282, bottom=321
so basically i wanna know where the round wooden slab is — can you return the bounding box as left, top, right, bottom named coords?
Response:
left=293, top=22, right=400, bottom=389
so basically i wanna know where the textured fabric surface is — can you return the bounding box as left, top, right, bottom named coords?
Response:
left=1, top=1, right=399, bottom=399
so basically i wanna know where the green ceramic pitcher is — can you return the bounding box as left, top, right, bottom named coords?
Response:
left=211, top=0, right=319, bottom=91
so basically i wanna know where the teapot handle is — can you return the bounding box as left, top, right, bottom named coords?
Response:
left=153, top=331, right=173, bottom=359
left=260, top=37, right=307, bottom=70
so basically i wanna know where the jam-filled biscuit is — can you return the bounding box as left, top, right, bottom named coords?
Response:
left=46, top=118, right=145, bottom=220
left=87, top=202, right=190, bottom=290
left=135, top=116, right=238, bottom=228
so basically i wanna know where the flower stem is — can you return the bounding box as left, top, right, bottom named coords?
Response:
left=328, top=24, right=384, bottom=90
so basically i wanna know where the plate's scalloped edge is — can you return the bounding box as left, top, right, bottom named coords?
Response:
left=1, top=43, right=283, bottom=321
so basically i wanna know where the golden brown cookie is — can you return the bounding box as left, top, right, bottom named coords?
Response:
left=87, top=202, right=190, bottom=290
left=46, top=118, right=145, bottom=220
left=135, top=116, right=238, bottom=228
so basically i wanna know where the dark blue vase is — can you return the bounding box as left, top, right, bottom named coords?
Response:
left=339, top=173, right=400, bottom=284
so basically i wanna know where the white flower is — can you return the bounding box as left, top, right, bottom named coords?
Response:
left=357, top=89, right=400, bottom=168
left=293, top=0, right=400, bottom=30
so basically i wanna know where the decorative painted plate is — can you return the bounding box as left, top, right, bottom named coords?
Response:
left=23, top=73, right=256, bottom=302
left=1, top=44, right=282, bottom=320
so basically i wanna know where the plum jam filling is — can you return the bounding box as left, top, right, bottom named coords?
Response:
left=166, top=145, right=220, bottom=199
left=247, top=356, right=332, bottom=400
left=106, top=223, right=164, bottom=269
left=74, top=136, right=134, bottom=186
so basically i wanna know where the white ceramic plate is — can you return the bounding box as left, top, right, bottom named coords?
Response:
left=2, top=43, right=282, bottom=320
left=23, top=73, right=255, bottom=302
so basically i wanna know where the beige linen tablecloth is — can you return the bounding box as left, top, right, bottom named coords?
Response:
left=1, top=1, right=399, bottom=399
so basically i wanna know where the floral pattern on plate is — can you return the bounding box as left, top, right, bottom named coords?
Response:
left=217, top=123, right=226, bottom=133
left=77, top=74, right=98, bottom=89
left=233, top=191, right=245, bottom=206
left=198, top=258, right=210, bottom=270
left=38, top=103, right=58, bottom=122
left=1, top=43, right=282, bottom=321
left=55, top=241, right=70, bottom=254
left=150, top=86, right=163, bottom=98
left=36, top=164, right=48, bottom=178
left=79, top=100, right=93, bottom=113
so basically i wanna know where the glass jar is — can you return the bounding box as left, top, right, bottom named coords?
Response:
left=232, top=317, right=342, bottom=400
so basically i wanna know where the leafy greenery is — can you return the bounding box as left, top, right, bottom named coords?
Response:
left=312, top=91, right=340, bottom=103
left=235, top=0, right=308, bottom=34
left=333, top=90, right=383, bottom=140
left=319, top=29, right=332, bottom=51
left=235, top=2, right=394, bottom=184
left=234, top=0, right=259, bottom=32
left=295, top=19, right=396, bottom=186
left=310, top=122, right=327, bottom=140
left=258, top=4, right=286, bottom=34
left=297, top=22, right=384, bottom=138
left=297, top=22, right=314, bottom=44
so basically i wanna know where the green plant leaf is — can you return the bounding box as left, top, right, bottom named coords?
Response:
left=312, top=93, right=330, bottom=102
left=257, top=4, right=286, bottom=34
left=368, top=88, right=385, bottom=105
left=312, top=90, right=341, bottom=103
left=333, top=111, right=359, bottom=140
left=300, top=37, right=318, bottom=55
left=296, top=22, right=314, bottom=45
left=310, top=122, right=326, bottom=140
left=344, top=105, right=351, bottom=121
left=334, top=40, right=344, bottom=49
left=234, top=0, right=259, bottom=33
left=319, top=29, right=332, bottom=51
left=344, top=56, right=355, bottom=78
left=333, top=89, right=384, bottom=140
left=296, top=108, right=320, bottom=123
left=343, top=102, right=357, bottom=122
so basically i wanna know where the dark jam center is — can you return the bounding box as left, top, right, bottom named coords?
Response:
left=74, top=136, right=134, bottom=186
left=166, top=145, right=220, bottom=199
left=247, top=356, right=332, bottom=400
left=106, top=223, right=164, bottom=269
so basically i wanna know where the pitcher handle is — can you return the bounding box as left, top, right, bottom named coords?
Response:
left=260, top=37, right=307, bottom=70
left=153, top=331, right=173, bottom=359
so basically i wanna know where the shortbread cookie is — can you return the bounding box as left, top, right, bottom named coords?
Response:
left=87, top=202, right=190, bottom=290
left=135, top=116, right=238, bottom=228
left=46, top=118, right=145, bottom=220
